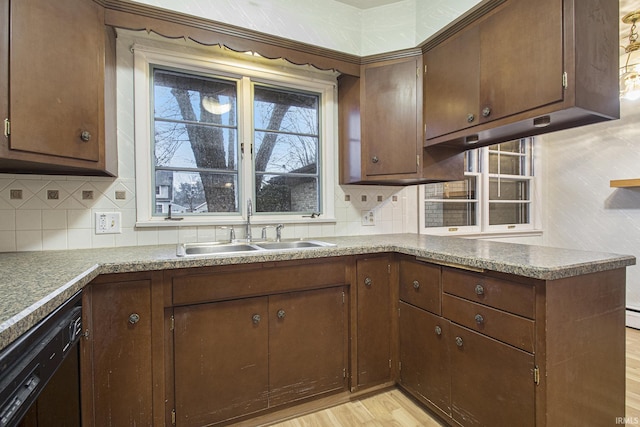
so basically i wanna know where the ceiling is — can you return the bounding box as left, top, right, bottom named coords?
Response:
left=333, top=0, right=404, bottom=9
left=621, top=0, right=640, bottom=44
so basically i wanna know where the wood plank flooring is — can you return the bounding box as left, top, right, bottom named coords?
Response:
left=268, top=327, right=640, bottom=426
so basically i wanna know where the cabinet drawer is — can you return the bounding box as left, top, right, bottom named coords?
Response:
left=442, top=268, right=535, bottom=319
left=172, top=259, right=346, bottom=305
left=399, top=260, right=441, bottom=314
left=443, top=294, right=534, bottom=353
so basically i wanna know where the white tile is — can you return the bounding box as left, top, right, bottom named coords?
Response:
left=42, top=210, right=67, bottom=230
left=67, top=209, right=92, bottom=229
left=16, top=230, right=42, bottom=251
left=16, top=210, right=42, bottom=231
left=0, top=210, right=15, bottom=231
left=158, top=227, right=179, bottom=244
left=67, top=229, right=92, bottom=249
left=42, top=230, right=68, bottom=250
left=116, top=229, right=138, bottom=247
left=0, top=231, right=16, bottom=252
left=92, top=233, right=116, bottom=248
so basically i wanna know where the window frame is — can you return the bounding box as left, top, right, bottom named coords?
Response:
left=419, top=138, right=541, bottom=237
left=132, top=41, right=337, bottom=227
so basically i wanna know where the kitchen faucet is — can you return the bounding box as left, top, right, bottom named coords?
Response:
left=246, top=198, right=252, bottom=242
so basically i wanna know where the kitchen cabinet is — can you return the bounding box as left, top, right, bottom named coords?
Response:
left=168, top=259, right=349, bottom=426
left=355, top=256, right=393, bottom=389
left=397, top=258, right=625, bottom=426
left=339, top=56, right=464, bottom=185
left=424, top=0, right=619, bottom=148
left=0, top=0, right=117, bottom=175
left=80, top=272, right=162, bottom=427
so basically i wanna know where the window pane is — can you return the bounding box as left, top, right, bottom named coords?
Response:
left=154, top=122, right=237, bottom=169
left=254, top=85, right=320, bottom=214
left=425, top=177, right=477, bottom=200
left=489, top=202, right=529, bottom=225
left=154, top=69, right=237, bottom=125
left=488, top=152, right=527, bottom=175
left=489, top=178, right=529, bottom=201
left=489, top=139, right=525, bottom=154
left=254, top=132, right=318, bottom=173
left=155, top=170, right=238, bottom=214
left=424, top=201, right=477, bottom=228
left=255, top=174, right=318, bottom=213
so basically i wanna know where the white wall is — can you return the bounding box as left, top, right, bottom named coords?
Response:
left=541, top=99, right=640, bottom=310
left=0, top=35, right=415, bottom=252
left=126, top=0, right=479, bottom=56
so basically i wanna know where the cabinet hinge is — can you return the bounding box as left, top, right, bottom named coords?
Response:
left=170, top=315, right=175, bottom=331
left=171, top=409, right=176, bottom=425
left=342, top=291, right=345, bottom=304
left=387, top=264, right=391, bottom=274
left=389, top=359, right=392, bottom=369
left=3, top=119, right=9, bottom=137
left=398, top=361, right=402, bottom=371
left=534, top=366, right=540, bottom=385
left=343, top=368, right=346, bottom=379
left=416, top=67, right=420, bottom=78
left=424, top=65, right=427, bottom=74
left=562, top=72, right=568, bottom=89
left=417, top=154, right=420, bottom=167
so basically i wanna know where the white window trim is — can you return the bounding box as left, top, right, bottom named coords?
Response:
left=131, top=38, right=337, bottom=227
left=419, top=140, right=542, bottom=237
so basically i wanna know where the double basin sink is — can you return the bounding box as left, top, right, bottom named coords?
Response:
left=176, top=240, right=335, bottom=257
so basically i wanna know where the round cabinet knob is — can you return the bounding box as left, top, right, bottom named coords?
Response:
left=364, top=277, right=373, bottom=287
left=252, top=314, right=261, bottom=324
left=466, top=113, right=475, bottom=123
left=128, top=313, right=140, bottom=325
left=455, top=336, right=464, bottom=347
left=80, top=131, right=92, bottom=142
left=371, top=156, right=379, bottom=164
left=482, top=107, right=491, bottom=118
left=475, top=284, right=485, bottom=296
left=277, top=309, right=286, bottom=319
left=475, top=314, right=484, bottom=325
left=413, top=280, right=420, bottom=290
left=435, top=325, right=442, bottom=335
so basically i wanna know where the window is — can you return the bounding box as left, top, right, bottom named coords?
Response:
left=420, top=138, right=538, bottom=236
left=132, top=41, right=337, bottom=226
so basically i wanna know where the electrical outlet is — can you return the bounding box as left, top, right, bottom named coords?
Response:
left=361, top=210, right=375, bottom=226
left=95, top=212, right=121, bottom=234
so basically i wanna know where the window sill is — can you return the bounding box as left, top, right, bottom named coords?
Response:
left=421, top=230, right=543, bottom=240
left=135, top=216, right=337, bottom=228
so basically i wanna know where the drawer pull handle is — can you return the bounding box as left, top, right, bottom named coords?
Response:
left=435, top=325, right=442, bottom=335
left=455, top=336, right=464, bottom=347
left=252, top=314, right=261, bottom=324
left=128, top=313, right=140, bottom=325
left=364, top=277, right=373, bottom=287
left=413, top=280, right=420, bottom=290
left=277, top=309, right=286, bottom=319
left=475, top=284, right=485, bottom=296
left=475, top=314, right=484, bottom=325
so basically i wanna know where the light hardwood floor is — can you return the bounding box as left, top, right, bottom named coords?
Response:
left=269, top=327, right=640, bottom=426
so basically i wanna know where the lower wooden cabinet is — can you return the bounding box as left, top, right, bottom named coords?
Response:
left=80, top=272, right=161, bottom=427
left=355, top=256, right=392, bottom=389
left=399, top=301, right=450, bottom=415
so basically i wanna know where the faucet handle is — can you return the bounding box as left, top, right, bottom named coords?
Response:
left=220, top=226, right=235, bottom=241
left=275, top=224, right=284, bottom=242
left=261, top=225, right=274, bottom=240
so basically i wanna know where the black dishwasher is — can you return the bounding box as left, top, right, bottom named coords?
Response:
left=0, top=291, right=82, bottom=427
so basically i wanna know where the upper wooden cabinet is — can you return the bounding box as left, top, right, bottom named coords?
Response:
left=424, top=0, right=619, bottom=148
left=0, top=0, right=117, bottom=175
left=339, top=56, right=464, bottom=185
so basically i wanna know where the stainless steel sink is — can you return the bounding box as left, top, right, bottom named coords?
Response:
left=177, top=239, right=335, bottom=257
left=255, top=240, right=335, bottom=250
left=177, top=242, right=261, bottom=256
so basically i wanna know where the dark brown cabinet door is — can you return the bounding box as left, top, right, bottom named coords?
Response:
left=269, top=287, right=347, bottom=407
left=356, top=256, right=391, bottom=388
left=82, top=278, right=153, bottom=427
left=399, top=302, right=450, bottom=415
left=362, top=58, right=420, bottom=177
left=478, top=0, right=563, bottom=124
left=449, top=323, right=535, bottom=427
left=424, top=26, right=480, bottom=140
left=173, top=297, right=269, bottom=427
left=9, top=0, right=103, bottom=161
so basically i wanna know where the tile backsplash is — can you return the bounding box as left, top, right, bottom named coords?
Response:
left=0, top=173, right=414, bottom=252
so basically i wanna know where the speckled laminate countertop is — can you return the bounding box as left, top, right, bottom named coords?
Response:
left=0, top=233, right=634, bottom=352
